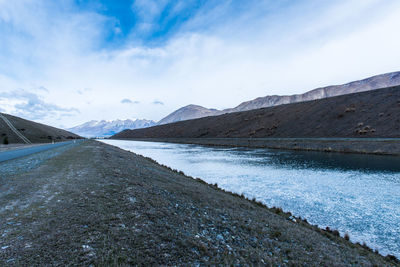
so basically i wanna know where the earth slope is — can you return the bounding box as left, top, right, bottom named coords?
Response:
left=230, top=71, right=400, bottom=112
left=0, top=113, right=81, bottom=144
left=157, top=71, right=400, bottom=124
left=113, top=86, right=400, bottom=139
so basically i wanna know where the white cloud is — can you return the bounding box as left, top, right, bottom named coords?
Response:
left=121, top=98, right=140, bottom=104
left=0, top=0, right=400, bottom=128
left=152, top=100, right=164, bottom=105
left=131, top=0, right=168, bottom=33
left=0, top=88, right=79, bottom=122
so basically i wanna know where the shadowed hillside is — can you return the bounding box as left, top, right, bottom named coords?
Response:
left=228, top=71, right=400, bottom=113
left=156, top=71, right=400, bottom=124
left=0, top=113, right=81, bottom=144
left=113, top=86, right=400, bottom=139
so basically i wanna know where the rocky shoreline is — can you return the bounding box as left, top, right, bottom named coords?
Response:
left=0, top=140, right=398, bottom=265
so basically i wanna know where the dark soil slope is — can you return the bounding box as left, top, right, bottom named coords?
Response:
left=113, top=86, right=400, bottom=139
left=0, top=113, right=81, bottom=144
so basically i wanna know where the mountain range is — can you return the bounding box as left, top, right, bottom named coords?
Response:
left=157, top=71, right=400, bottom=124
left=112, top=85, right=400, bottom=139
left=69, top=71, right=400, bottom=136
left=68, top=119, right=156, bottom=138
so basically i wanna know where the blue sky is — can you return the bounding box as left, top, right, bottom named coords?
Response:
left=72, top=0, right=296, bottom=48
left=1, top=0, right=400, bottom=127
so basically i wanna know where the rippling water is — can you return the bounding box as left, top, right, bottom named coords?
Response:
left=101, top=139, right=400, bottom=257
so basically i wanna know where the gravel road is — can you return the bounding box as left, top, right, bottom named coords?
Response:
left=0, top=144, right=42, bottom=153
left=0, top=141, right=81, bottom=163
left=0, top=140, right=398, bottom=266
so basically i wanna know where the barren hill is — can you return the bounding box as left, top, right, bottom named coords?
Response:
left=158, top=105, right=221, bottom=125
left=112, top=86, right=400, bottom=139
left=0, top=113, right=81, bottom=144
left=157, top=71, right=400, bottom=124
left=229, top=71, right=400, bottom=112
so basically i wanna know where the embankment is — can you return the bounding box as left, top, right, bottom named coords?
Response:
left=0, top=140, right=398, bottom=265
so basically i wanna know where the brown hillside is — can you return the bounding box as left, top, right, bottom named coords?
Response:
left=156, top=71, right=400, bottom=124
left=113, top=86, right=400, bottom=139
left=0, top=113, right=81, bottom=144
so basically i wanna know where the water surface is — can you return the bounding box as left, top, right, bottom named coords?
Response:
left=102, top=139, right=400, bottom=257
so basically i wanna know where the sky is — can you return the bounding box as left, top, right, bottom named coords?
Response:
left=0, top=0, right=400, bottom=128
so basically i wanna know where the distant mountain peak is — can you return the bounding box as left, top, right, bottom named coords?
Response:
left=68, top=118, right=156, bottom=137
left=157, top=104, right=222, bottom=125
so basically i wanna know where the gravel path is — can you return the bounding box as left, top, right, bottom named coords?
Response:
left=0, top=144, right=43, bottom=153
left=0, top=140, right=398, bottom=266
left=0, top=142, right=80, bottom=178
left=0, top=141, right=81, bottom=163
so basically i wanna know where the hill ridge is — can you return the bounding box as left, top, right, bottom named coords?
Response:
left=157, top=71, right=400, bottom=124
left=113, top=85, right=400, bottom=139
left=0, top=113, right=81, bottom=144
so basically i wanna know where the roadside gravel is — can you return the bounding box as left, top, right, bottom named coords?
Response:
left=0, top=144, right=44, bottom=153
left=0, top=140, right=398, bottom=266
left=0, top=142, right=79, bottom=178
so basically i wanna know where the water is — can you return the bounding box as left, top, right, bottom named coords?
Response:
left=101, top=139, right=400, bottom=257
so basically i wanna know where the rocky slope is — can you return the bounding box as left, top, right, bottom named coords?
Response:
left=113, top=85, right=400, bottom=139
left=68, top=119, right=156, bottom=138
left=230, top=71, right=400, bottom=112
left=158, top=71, right=400, bottom=124
left=0, top=113, right=81, bottom=144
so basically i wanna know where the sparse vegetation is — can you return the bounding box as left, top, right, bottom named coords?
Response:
left=345, top=107, right=356, bottom=113
left=270, top=230, right=282, bottom=239
left=2, top=135, right=9, bottom=145
left=344, top=232, right=350, bottom=241
left=355, top=124, right=376, bottom=135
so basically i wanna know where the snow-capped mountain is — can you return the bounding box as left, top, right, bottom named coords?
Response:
left=68, top=119, right=156, bottom=137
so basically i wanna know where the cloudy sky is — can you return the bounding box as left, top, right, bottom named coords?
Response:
left=1, top=0, right=399, bottom=128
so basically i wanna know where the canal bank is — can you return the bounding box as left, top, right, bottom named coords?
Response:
left=102, top=139, right=400, bottom=258
left=1, top=140, right=398, bottom=265
left=112, top=137, right=400, bottom=156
